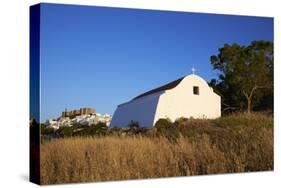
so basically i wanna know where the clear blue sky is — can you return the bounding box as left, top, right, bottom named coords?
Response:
left=39, top=3, right=273, bottom=122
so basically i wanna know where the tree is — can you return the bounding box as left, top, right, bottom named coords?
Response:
left=210, top=41, right=273, bottom=113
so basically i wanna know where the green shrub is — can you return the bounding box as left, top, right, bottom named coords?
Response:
left=175, top=117, right=188, bottom=125
left=155, top=118, right=173, bottom=133
left=128, top=120, right=140, bottom=129
left=94, top=122, right=108, bottom=135
left=41, top=126, right=55, bottom=135
left=57, top=126, right=74, bottom=137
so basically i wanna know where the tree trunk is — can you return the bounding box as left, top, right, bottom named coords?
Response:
left=247, top=97, right=251, bottom=113
left=243, top=85, right=264, bottom=114
left=243, top=89, right=255, bottom=114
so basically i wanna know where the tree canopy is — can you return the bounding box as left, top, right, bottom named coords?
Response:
left=210, top=40, right=273, bottom=113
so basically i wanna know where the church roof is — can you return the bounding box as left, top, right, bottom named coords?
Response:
left=132, top=76, right=185, bottom=100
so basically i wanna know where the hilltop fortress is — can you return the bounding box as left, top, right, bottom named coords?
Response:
left=62, top=108, right=96, bottom=118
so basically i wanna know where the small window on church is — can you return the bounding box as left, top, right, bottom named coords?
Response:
left=193, top=86, right=199, bottom=95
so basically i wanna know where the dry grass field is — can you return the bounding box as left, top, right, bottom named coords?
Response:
left=40, top=113, right=273, bottom=184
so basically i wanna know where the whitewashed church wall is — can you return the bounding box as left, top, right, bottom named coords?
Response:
left=110, top=92, right=164, bottom=128
left=154, top=75, right=221, bottom=124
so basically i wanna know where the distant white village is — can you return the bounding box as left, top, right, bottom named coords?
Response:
left=45, top=107, right=112, bottom=130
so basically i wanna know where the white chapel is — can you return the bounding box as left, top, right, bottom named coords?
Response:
left=110, top=70, right=221, bottom=128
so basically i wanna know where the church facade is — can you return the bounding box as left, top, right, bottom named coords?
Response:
left=110, top=74, right=221, bottom=128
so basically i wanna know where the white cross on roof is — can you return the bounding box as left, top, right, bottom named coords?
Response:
left=191, top=66, right=196, bottom=74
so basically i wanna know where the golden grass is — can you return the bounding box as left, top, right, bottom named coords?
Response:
left=40, top=113, right=273, bottom=184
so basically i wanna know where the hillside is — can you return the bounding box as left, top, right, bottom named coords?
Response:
left=40, top=113, right=273, bottom=184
